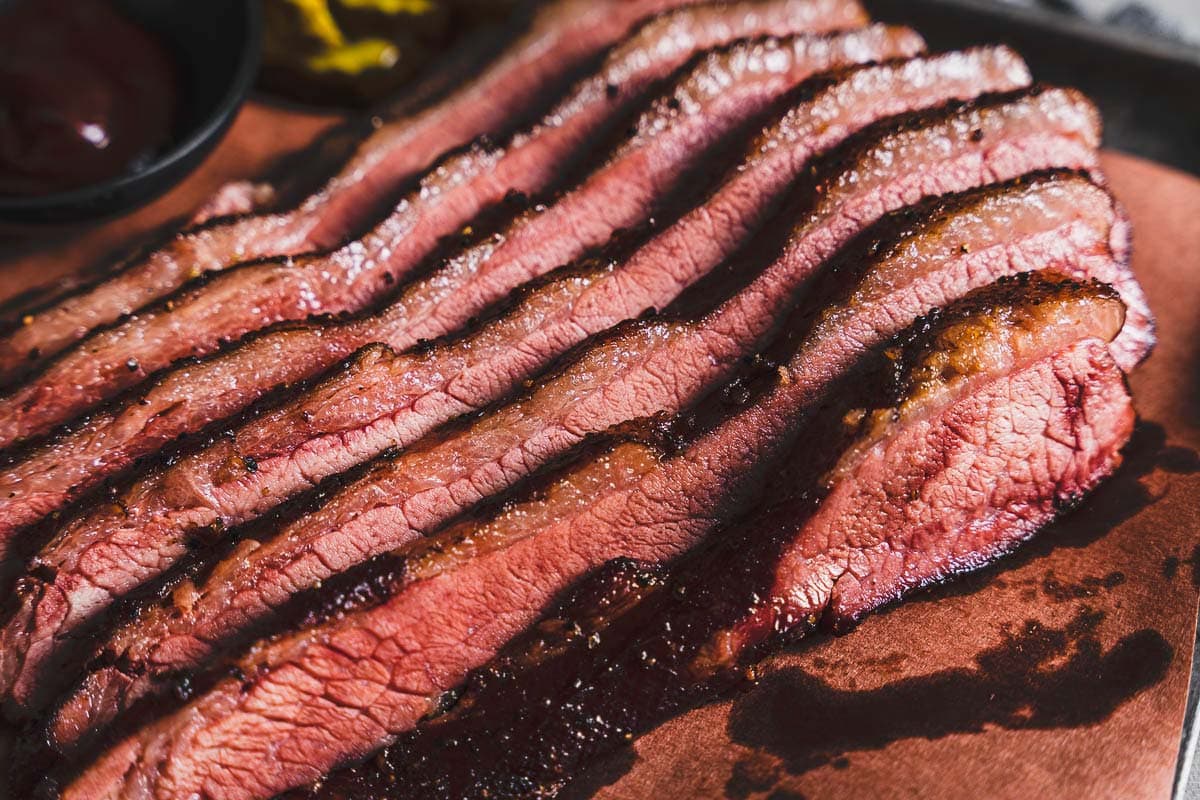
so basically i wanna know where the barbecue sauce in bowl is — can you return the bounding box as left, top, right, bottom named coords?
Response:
left=0, top=0, right=177, bottom=197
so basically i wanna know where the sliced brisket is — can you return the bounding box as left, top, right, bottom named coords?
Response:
left=0, top=0, right=864, bottom=449
left=0, top=27, right=931, bottom=717
left=27, top=73, right=1081, bottom=732
left=0, top=27, right=930, bottom=545
left=0, top=0, right=769, bottom=379
left=48, top=82, right=1102, bottom=747
left=53, top=174, right=1138, bottom=800
left=323, top=274, right=1134, bottom=799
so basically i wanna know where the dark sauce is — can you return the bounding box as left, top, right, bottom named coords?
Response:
left=0, top=0, right=177, bottom=196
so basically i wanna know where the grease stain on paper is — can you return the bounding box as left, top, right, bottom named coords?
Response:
left=725, top=608, right=1172, bottom=798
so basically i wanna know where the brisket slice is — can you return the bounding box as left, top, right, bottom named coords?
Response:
left=0, top=30, right=931, bottom=547
left=0, top=0, right=863, bottom=450
left=323, top=274, right=1133, bottom=799
left=53, top=174, right=1135, bottom=800
left=43, top=82, right=1096, bottom=748
left=717, top=277, right=1131, bottom=643
left=0, top=0, right=764, bottom=379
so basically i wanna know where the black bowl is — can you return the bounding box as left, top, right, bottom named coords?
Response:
left=0, top=0, right=262, bottom=226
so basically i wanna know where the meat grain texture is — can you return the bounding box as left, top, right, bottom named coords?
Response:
left=0, top=2, right=1161, bottom=799
left=0, top=0, right=868, bottom=449
left=50, top=79, right=1115, bottom=749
